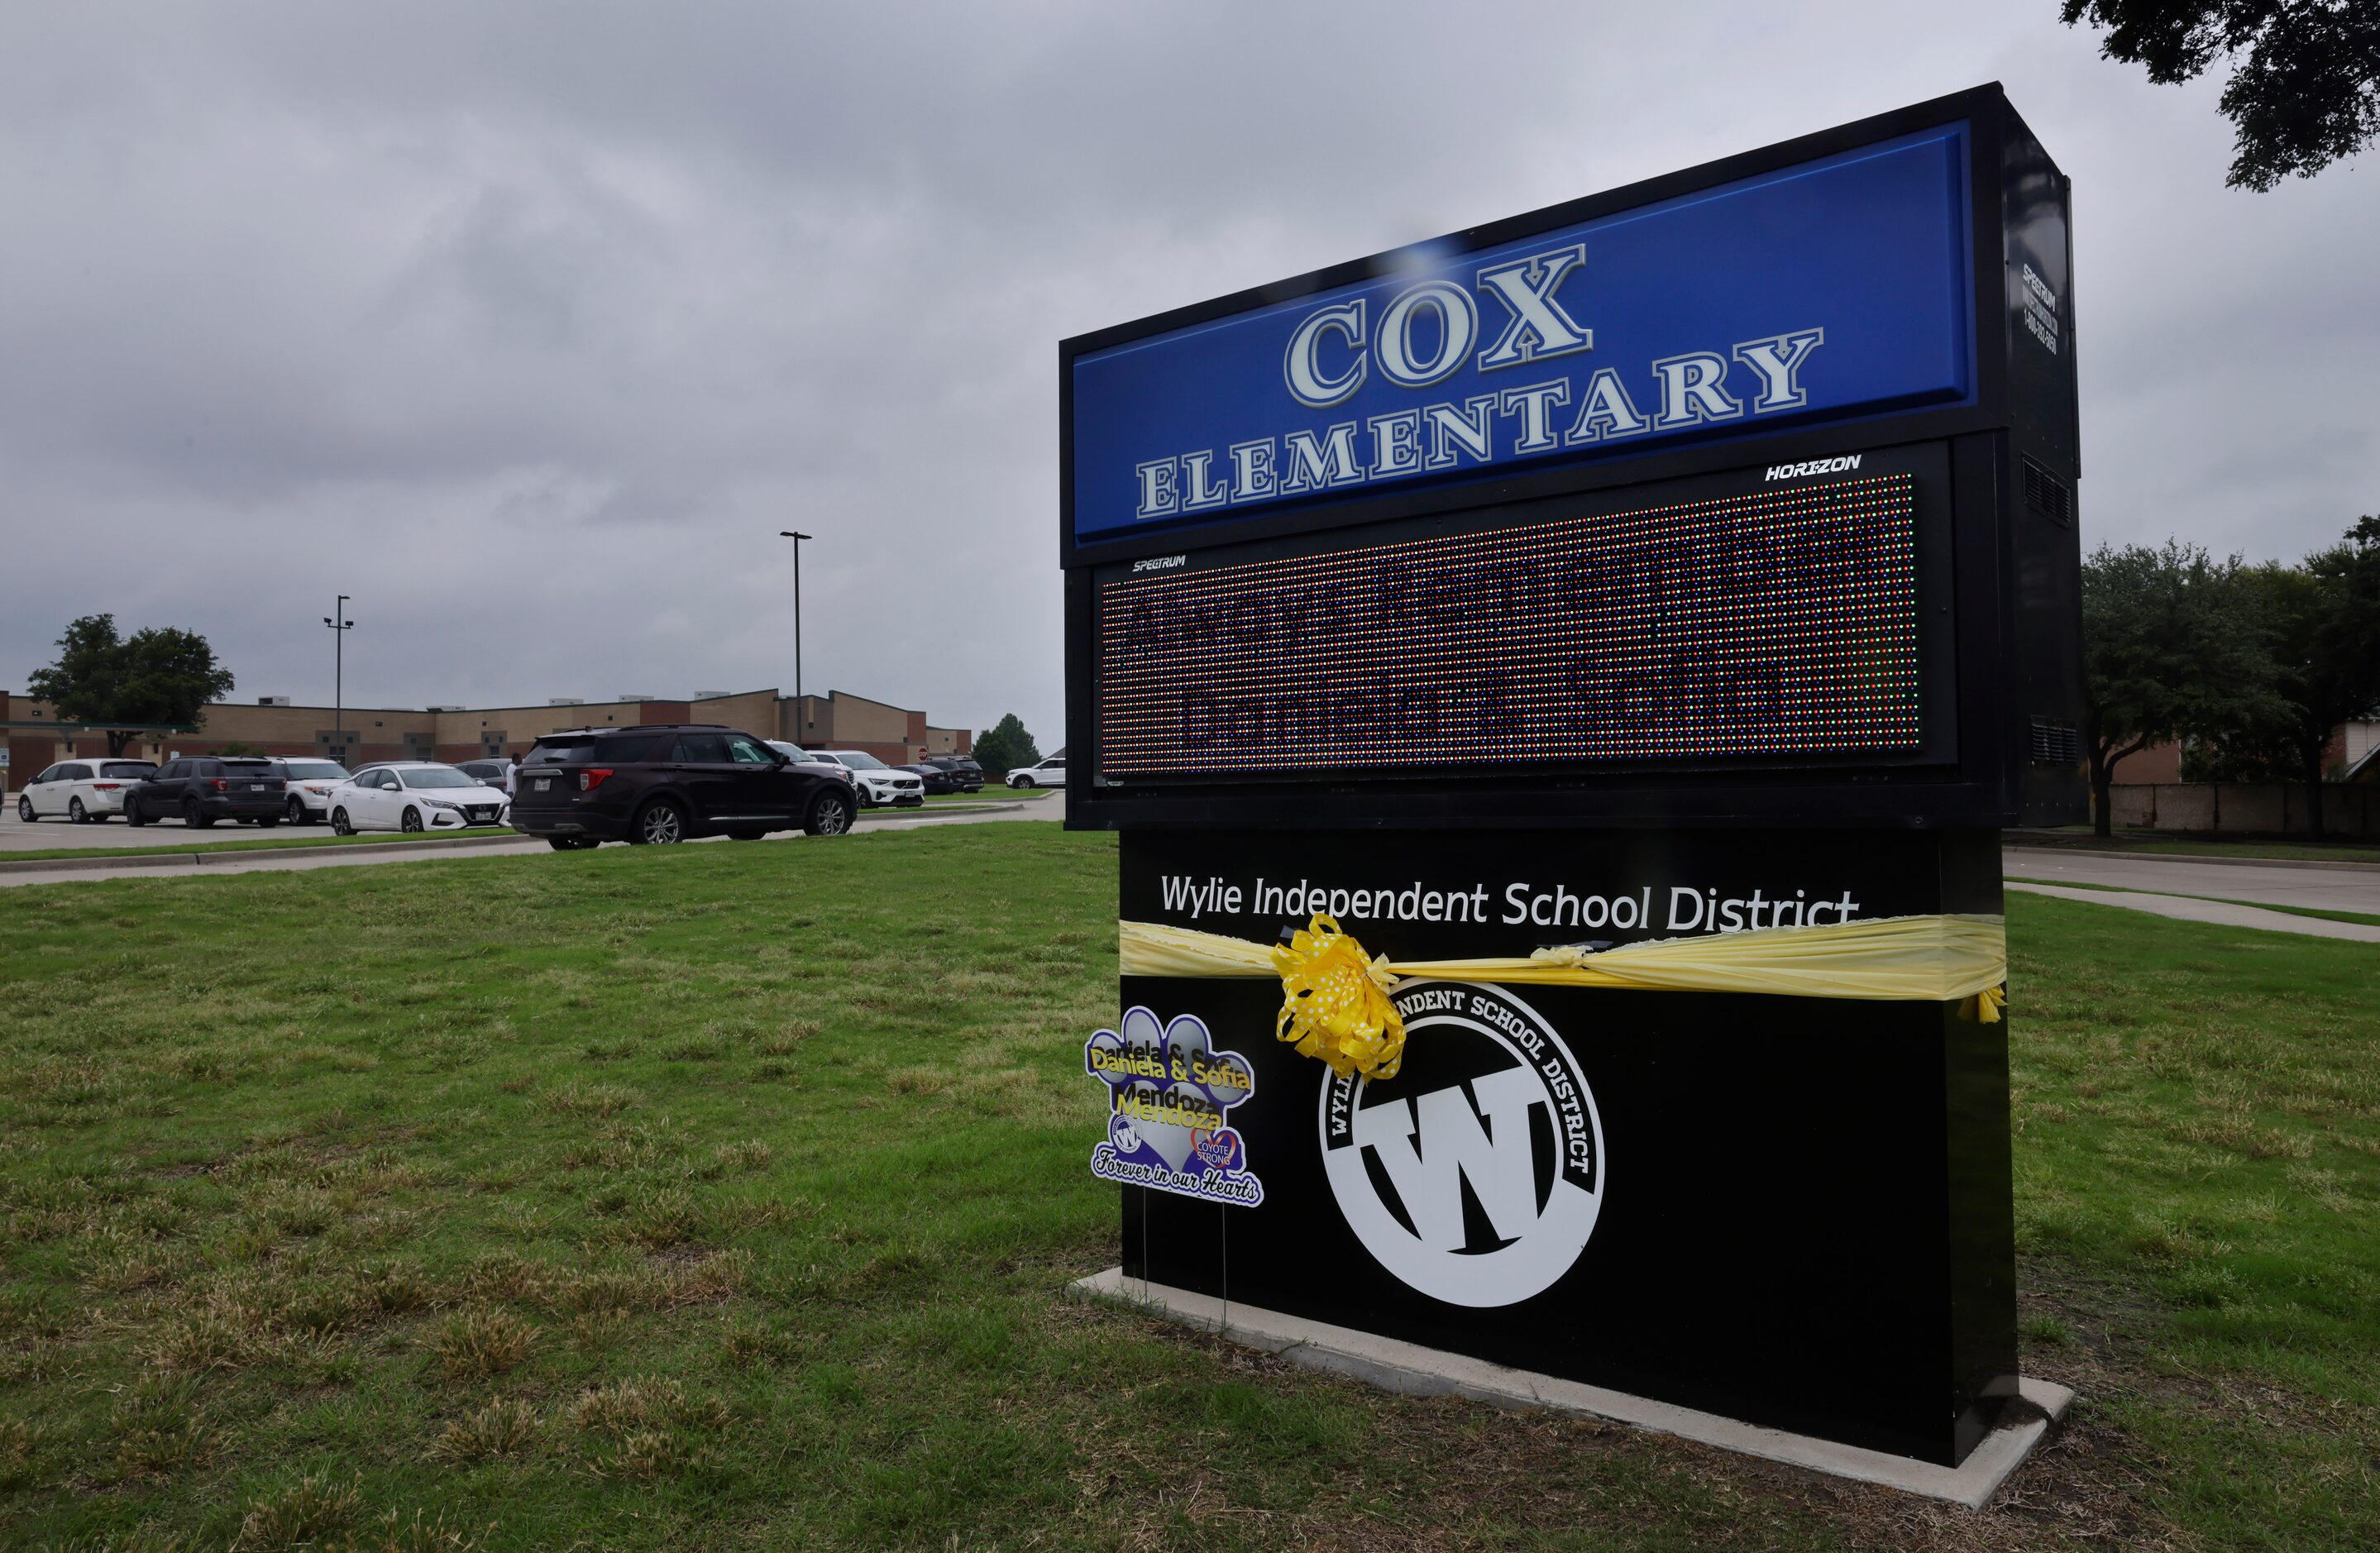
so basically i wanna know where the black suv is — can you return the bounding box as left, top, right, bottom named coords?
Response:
left=929, top=757, right=984, bottom=792
left=509, top=724, right=856, bottom=849
left=126, top=757, right=288, bottom=828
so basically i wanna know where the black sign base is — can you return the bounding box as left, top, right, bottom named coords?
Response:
left=1113, top=826, right=2014, bottom=1468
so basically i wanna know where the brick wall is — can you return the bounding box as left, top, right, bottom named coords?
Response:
left=2110, top=783, right=2376, bottom=838
left=7, top=686, right=965, bottom=781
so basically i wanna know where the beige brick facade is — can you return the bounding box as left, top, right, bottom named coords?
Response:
left=2, top=686, right=968, bottom=786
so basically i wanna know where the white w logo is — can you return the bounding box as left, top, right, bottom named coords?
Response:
left=1353, top=1068, right=1544, bottom=1249
left=1321, top=984, right=1603, bottom=1308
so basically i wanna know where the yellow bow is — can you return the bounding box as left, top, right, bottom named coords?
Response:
left=1270, top=915, right=1407, bottom=1081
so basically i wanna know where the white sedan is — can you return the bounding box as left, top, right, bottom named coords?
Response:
left=327, top=762, right=511, bottom=834
left=16, top=758, right=160, bottom=823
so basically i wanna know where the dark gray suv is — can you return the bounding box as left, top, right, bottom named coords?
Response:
left=125, top=757, right=288, bottom=828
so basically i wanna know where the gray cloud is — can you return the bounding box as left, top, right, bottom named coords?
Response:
left=2, top=3, right=2373, bottom=736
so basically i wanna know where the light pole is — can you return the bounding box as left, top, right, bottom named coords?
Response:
left=778, top=532, right=811, bottom=737
left=323, top=596, right=353, bottom=758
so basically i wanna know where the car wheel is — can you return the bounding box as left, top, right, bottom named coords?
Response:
left=629, top=799, right=687, bottom=844
left=184, top=800, right=216, bottom=829
left=16, top=796, right=34, bottom=822
left=69, top=798, right=88, bottom=824
left=287, top=797, right=308, bottom=825
left=804, top=791, right=853, bottom=837
left=401, top=807, right=423, bottom=834
left=332, top=807, right=354, bottom=835
left=125, top=800, right=146, bottom=828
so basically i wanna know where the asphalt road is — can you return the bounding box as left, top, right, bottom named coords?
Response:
left=0, top=807, right=361, bottom=852
left=0, top=794, right=1065, bottom=889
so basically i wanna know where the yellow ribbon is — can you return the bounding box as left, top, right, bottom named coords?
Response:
left=1121, top=911, right=2010, bottom=1078
left=1272, top=915, right=1408, bottom=1081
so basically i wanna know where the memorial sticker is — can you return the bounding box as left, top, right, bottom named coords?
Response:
left=1085, top=1006, right=1265, bottom=1207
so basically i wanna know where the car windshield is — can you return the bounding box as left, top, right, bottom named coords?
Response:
left=101, top=763, right=157, bottom=778
left=401, top=768, right=478, bottom=789
left=835, top=752, right=890, bottom=771
left=281, top=762, right=347, bottom=780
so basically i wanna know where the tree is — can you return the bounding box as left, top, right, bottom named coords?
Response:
left=25, top=614, right=237, bottom=757
left=973, top=714, right=1040, bottom=776
left=2183, top=524, right=2380, bottom=835
left=2060, top=1, right=2380, bottom=189
left=2080, top=541, right=2276, bottom=836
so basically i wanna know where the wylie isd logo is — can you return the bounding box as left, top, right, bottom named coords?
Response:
left=1320, top=982, right=1604, bottom=1307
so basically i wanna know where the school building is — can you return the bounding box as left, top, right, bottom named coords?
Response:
left=0, top=686, right=969, bottom=786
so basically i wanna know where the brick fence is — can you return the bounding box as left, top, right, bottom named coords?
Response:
left=2110, top=783, right=2377, bottom=839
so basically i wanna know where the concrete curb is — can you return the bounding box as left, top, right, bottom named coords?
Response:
left=2003, top=840, right=2380, bottom=873
left=859, top=801, right=1025, bottom=820
left=1072, top=1269, right=2072, bottom=1509
left=0, top=831, right=533, bottom=876
left=0, top=801, right=1030, bottom=877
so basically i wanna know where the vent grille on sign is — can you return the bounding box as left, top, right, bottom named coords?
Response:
left=2022, top=460, right=2071, bottom=527
left=2029, top=718, right=2080, bottom=767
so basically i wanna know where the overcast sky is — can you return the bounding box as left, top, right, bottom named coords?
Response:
left=3, top=3, right=2373, bottom=742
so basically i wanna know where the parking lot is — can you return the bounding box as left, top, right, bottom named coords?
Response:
left=0, top=791, right=1059, bottom=886
left=0, top=806, right=395, bottom=852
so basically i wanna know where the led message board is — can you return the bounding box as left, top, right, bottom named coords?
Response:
left=1098, top=473, right=1920, bottom=777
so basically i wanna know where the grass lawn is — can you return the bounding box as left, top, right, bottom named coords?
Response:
left=1, top=827, right=2373, bottom=1551
left=2002, top=875, right=2380, bottom=929
left=1, top=828, right=517, bottom=865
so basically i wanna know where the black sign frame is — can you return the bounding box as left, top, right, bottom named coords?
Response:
left=1062, top=84, right=2083, bottom=831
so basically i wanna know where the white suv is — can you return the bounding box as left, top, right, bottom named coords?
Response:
left=812, top=750, right=924, bottom=808
left=273, top=758, right=356, bottom=825
left=1006, top=755, right=1067, bottom=789
left=16, top=758, right=160, bottom=823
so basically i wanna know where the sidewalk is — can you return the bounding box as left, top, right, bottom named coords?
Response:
left=2001, top=848, right=2380, bottom=917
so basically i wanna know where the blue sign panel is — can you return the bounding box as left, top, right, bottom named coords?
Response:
left=1071, top=126, right=1973, bottom=543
